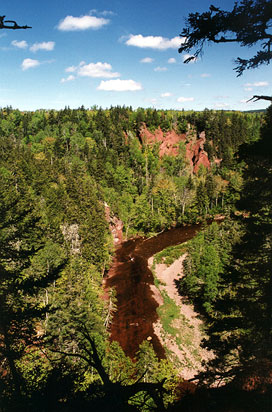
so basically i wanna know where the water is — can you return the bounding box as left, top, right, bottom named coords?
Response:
left=104, top=224, right=203, bottom=359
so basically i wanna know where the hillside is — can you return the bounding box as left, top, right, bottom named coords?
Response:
left=0, top=105, right=271, bottom=411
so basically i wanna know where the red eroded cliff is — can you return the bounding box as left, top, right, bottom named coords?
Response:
left=104, top=202, right=123, bottom=245
left=139, top=126, right=210, bottom=173
left=140, top=126, right=186, bottom=157
left=186, top=131, right=210, bottom=173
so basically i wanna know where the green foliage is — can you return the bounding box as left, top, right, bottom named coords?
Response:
left=104, top=341, right=135, bottom=384
left=0, top=106, right=258, bottom=236
left=0, top=148, right=66, bottom=406
left=154, top=244, right=187, bottom=266
left=133, top=341, right=179, bottom=409
left=180, top=220, right=242, bottom=314
left=0, top=105, right=266, bottom=409
left=16, top=347, right=53, bottom=394
left=200, top=108, right=272, bottom=385
left=157, top=291, right=181, bottom=337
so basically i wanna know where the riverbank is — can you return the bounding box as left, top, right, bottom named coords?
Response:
left=104, top=223, right=205, bottom=360
left=149, top=254, right=213, bottom=380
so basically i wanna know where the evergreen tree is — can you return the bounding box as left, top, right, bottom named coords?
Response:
left=0, top=153, right=65, bottom=408
left=199, top=107, right=272, bottom=388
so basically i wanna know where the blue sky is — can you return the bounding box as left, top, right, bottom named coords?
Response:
left=1, top=0, right=271, bottom=111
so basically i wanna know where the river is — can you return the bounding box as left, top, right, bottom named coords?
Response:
left=104, top=223, right=204, bottom=359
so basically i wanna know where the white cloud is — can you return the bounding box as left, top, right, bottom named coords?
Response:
left=244, top=81, right=269, bottom=88
left=161, top=92, right=172, bottom=97
left=65, top=65, right=77, bottom=73
left=183, top=53, right=198, bottom=63
left=140, top=57, right=154, bottom=63
left=100, top=10, right=115, bottom=17
left=57, top=15, right=109, bottom=31
left=11, top=40, right=28, bottom=49
left=168, top=57, right=176, bottom=64
left=61, top=75, right=75, bottom=83
left=244, top=87, right=253, bottom=91
left=63, top=61, right=120, bottom=81
left=21, top=58, right=40, bottom=71
left=125, top=34, right=182, bottom=50
left=78, top=62, right=120, bottom=78
left=65, top=61, right=85, bottom=73
left=201, top=73, right=211, bottom=78
left=97, top=79, right=142, bottom=91
left=90, top=9, right=115, bottom=17
left=177, top=96, right=194, bottom=103
left=30, top=41, right=55, bottom=52
left=154, top=66, right=167, bottom=72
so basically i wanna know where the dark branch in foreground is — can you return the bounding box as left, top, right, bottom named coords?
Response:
left=0, top=15, right=31, bottom=30
left=247, top=95, right=272, bottom=103
left=179, top=1, right=272, bottom=76
left=51, top=327, right=168, bottom=410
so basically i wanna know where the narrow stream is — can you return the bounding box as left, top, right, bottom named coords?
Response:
left=104, top=224, right=203, bottom=359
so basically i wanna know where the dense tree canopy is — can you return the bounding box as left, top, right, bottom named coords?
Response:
left=0, top=104, right=269, bottom=410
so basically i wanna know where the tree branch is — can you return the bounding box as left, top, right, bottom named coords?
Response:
left=49, top=348, right=93, bottom=365
left=179, top=1, right=272, bottom=76
left=0, top=16, right=31, bottom=30
left=247, top=95, right=272, bottom=103
left=211, top=36, right=239, bottom=43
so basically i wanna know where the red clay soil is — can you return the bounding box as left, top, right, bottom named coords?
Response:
left=186, top=132, right=210, bottom=174
left=104, top=224, right=203, bottom=359
left=140, top=126, right=186, bottom=157
left=104, top=202, right=123, bottom=245
left=140, top=126, right=211, bottom=173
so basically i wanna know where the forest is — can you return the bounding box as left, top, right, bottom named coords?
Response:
left=0, top=103, right=271, bottom=411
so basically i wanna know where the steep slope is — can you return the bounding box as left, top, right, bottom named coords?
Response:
left=140, top=125, right=210, bottom=173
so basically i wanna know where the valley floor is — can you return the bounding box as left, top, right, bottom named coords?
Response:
left=149, top=255, right=213, bottom=380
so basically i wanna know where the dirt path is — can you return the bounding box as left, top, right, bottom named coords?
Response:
left=149, top=255, right=213, bottom=380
